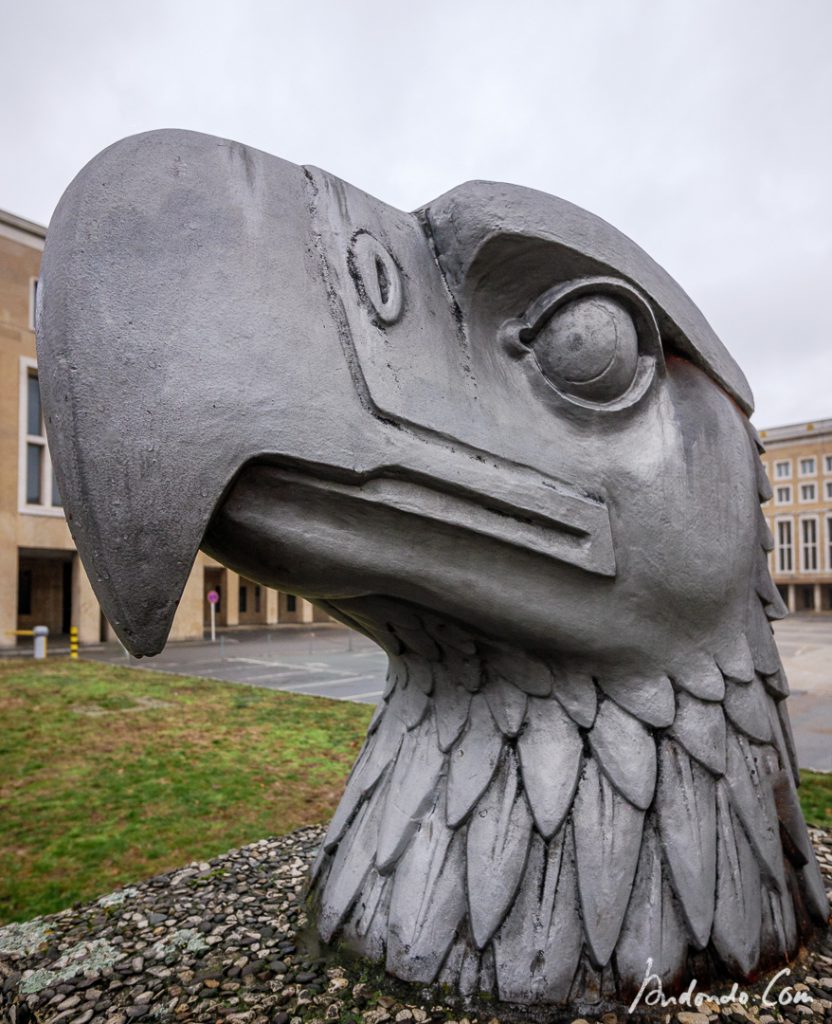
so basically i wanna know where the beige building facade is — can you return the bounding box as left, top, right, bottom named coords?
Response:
left=759, top=418, right=832, bottom=613
left=1, top=209, right=326, bottom=649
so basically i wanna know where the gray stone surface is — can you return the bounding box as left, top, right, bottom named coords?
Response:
left=37, top=128, right=828, bottom=1006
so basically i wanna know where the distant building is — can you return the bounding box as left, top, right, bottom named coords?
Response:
left=0, top=208, right=327, bottom=649
left=760, top=418, right=832, bottom=613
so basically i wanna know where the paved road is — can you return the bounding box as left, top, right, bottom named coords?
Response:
left=773, top=616, right=832, bottom=772
left=85, top=625, right=389, bottom=704
left=85, top=616, right=832, bottom=770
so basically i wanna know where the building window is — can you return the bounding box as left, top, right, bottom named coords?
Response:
left=801, top=518, right=818, bottom=572
left=239, top=584, right=248, bottom=614
left=825, top=454, right=832, bottom=474
left=776, top=520, right=793, bottom=573
left=775, top=485, right=791, bottom=505
left=799, top=482, right=817, bottom=503
left=20, top=360, right=62, bottom=512
left=254, top=585, right=261, bottom=614
left=774, top=460, right=791, bottom=479
left=799, top=457, right=816, bottom=477
left=286, top=594, right=297, bottom=612
left=29, top=277, right=40, bottom=332
left=828, top=516, right=832, bottom=571
left=18, top=569, right=33, bottom=616
left=826, top=480, right=832, bottom=501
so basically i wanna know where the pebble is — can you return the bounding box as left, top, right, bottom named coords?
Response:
left=1, top=824, right=830, bottom=1024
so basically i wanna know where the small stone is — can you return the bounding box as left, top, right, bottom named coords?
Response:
left=69, top=1012, right=94, bottom=1024
left=677, top=1015, right=710, bottom=1024
left=57, top=995, right=82, bottom=1011
left=204, top=979, right=220, bottom=989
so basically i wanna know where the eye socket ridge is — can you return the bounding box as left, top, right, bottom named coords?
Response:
left=505, top=276, right=663, bottom=411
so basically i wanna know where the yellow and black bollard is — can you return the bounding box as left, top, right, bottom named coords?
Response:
left=69, top=626, right=79, bottom=660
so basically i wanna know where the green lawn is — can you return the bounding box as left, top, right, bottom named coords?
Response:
left=0, top=659, right=828, bottom=927
left=0, top=659, right=372, bottom=925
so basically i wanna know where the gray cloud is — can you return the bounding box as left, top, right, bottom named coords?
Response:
left=1, top=0, right=829, bottom=426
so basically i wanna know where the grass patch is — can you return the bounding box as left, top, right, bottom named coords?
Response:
left=1, top=659, right=829, bottom=926
left=799, top=770, right=832, bottom=828
left=0, top=658, right=371, bottom=925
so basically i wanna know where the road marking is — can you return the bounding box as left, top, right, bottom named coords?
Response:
left=225, top=657, right=359, bottom=676
left=278, top=674, right=382, bottom=692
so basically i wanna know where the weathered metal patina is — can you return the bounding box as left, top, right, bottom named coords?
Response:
left=37, top=130, right=828, bottom=1008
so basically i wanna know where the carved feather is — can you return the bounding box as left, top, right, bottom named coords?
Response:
left=715, top=633, right=755, bottom=683
left=756, top=571, right=789, bottom=621
left=487, top=649, right=553, bottom=697
left=318, top=771, right=390, bottom=942
left=776, top=700, right=801, bottom=785
left=724, top=730, right=786, bottom=893
left=432, top=666, right=473, bottom=752
left=747, top=601, right=781, bottom=677
left=484, top=674, right=528, bottom=737
left=405, top=655, right=435, bottom=695
left=517, top=695, right=583, bottom=838
left=656, top=739, right=717, bottom=948
left=589, top=699, right=657, bottom=810
left=724, top=675, right=774, bottom=744
left=386, top=789, right=467, bottom=982
left=770, top=767, right=812, bottom=867
left=760, top=883, right=798, bottom=963
left=669, top=689, right=726, bottom=775
left=800, top=853, right=831, bottom=924
left=323, top=709, right=404, bottom=852
left=712, top=781, right=762, bottom=977
left=391, top=676, right=431, bottom=730
left=367, top=697, right=386, bottom=735
left=447, top=692, right=504, bottom=828
left=466, top=747, right=534, bottom=948
left=550, top=665, right=597, bottom=727
left=444, top=645, right=483, bottom=693
left=423, top=616, right=477, bottom=655
left=598, top=673, right=675, bottom=728
left=376, top=710, right=446, bottom=874
left=345, top=867, right=392, bottom=961
left=671, top=651, right=725, bottom=702
left=437, top=940, right=484, bottom=999
left=393, top=624, right=442, bottom=661
left=615, top=822, right=688, bottom=994
left=573, top=758, right=645, bottom=966
left=762, top=668, right=789, bottom=699
left=493, top=829, right=582, bottom=1004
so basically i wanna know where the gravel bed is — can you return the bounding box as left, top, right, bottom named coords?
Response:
left=1, top=827, right=830, bottom=1024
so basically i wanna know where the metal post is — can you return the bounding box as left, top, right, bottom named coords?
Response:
left=33, top=625, right=49, bottom=660
left=69, top=626, right=79, bottom=660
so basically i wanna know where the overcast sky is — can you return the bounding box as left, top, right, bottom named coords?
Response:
left=2, top=0, right=829, bottom=428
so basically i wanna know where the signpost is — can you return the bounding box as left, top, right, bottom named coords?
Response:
left=207, top=589, right=219, bottom=642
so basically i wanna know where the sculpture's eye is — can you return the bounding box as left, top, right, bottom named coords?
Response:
left=532, top=295, right=639, bottom=403
left=504, top=276, right=663, bottom=411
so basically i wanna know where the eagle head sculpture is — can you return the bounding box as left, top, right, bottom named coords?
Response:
left=37, top=130, right=828, bottom=1008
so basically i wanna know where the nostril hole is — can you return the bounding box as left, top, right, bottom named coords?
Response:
left=375, top=255, right=390, bottom=305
